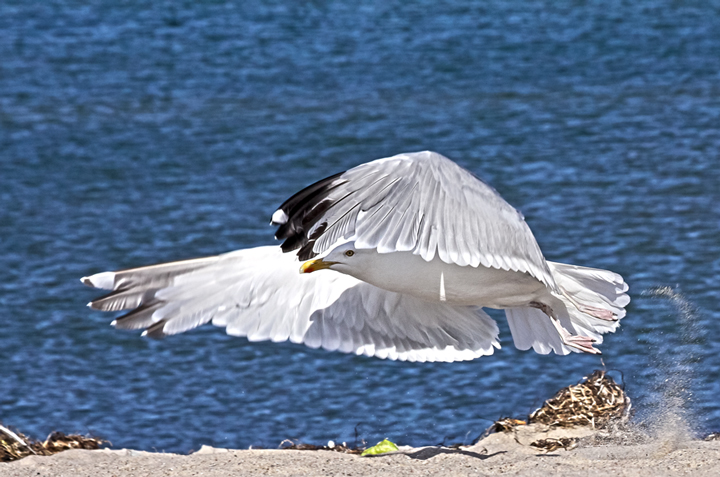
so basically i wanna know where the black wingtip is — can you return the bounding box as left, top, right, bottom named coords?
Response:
left=274, top=170, right=347, bottom=254
left=142, top=320, right=168, bottom=339
left=113, top=301, right=164, bottom=330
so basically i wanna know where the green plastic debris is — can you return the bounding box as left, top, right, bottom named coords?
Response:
left=361, top=438, right=399, bottom=456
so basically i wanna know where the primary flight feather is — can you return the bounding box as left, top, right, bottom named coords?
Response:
left=83, top=151, right=629, bottom=362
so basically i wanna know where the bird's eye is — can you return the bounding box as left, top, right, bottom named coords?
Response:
left=344, top=250, right=355, bottom=257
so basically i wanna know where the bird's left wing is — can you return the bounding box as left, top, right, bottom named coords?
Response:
left=83, top=246, right=500, bottom=362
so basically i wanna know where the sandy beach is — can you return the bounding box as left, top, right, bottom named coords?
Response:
left=5, top=372, right=716, bottom=476
left=4, top=424, right=719, bottom=477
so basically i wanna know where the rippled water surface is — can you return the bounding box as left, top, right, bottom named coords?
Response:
left=2, top=1, right=719, bottom=452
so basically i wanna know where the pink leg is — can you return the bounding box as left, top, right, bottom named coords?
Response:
left=530, top=302, right=602, bottom=355
left=560, top=291, right=618, bottom=322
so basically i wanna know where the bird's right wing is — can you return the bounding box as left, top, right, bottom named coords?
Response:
left=272, top=151, right=556, bottom=289
left=83, top=246, right=500, bottom=362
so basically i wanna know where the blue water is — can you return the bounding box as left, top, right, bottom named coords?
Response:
left=2, top=1, right=719, bottom=453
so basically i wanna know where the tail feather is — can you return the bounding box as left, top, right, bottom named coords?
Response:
left=548, top=261, right=629, bottom=340
left=548, top=261, right=630, bottom=316
left=506, top=261, right=630, bottom=355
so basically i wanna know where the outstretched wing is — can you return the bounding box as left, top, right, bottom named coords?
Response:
left=82, top=246, right=500, bottom=363
left=272, top=151, right=555, bottom=288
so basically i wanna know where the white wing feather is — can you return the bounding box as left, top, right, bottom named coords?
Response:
left=83, top=246, right=500, bottom=363
left=275, top=151, right=556, bottom=289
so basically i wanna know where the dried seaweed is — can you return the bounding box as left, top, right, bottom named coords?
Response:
left=530, top=437, right=579, bottom=452
left=490, top=418, right=527, bottom=433
left=528, top=370, right=630, bottom=429
left=279, top=439, right=363, bottom=454
left=1, top=424, right=106, bottom=462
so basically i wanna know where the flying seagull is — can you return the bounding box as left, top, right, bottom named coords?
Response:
left=82, top=151, right=629, bottom=362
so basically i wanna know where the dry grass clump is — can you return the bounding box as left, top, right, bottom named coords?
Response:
left=1, top=424, right=105, bottom=462
left=528, top=370, right=630, bottom=429
left=488, top=418, right=527, bottom=433
left=483, top=370, right=632, bottom=452
left=530, top=437, right=579, bottom=452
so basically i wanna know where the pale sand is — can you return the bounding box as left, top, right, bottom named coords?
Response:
left=4, top=425, right=719, bottom=477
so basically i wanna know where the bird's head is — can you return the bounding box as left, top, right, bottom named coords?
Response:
left=299, top=242, right=366, bottom=275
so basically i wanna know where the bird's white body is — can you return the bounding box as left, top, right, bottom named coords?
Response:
left=332, top=248, right=548, bottom=308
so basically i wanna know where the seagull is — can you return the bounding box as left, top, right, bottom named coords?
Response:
left=82, top=151, right=629, bottom=362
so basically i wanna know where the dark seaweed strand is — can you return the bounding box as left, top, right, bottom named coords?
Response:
left=273, top=170, right=347, bottom=254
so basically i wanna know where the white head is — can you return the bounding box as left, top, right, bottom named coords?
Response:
left=299, top=241, right=432, bottom=299
left=299, top=241, right=372, bottom=277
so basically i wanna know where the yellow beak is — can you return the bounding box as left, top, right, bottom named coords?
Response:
left=299, top=258, right=337, bottom=274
